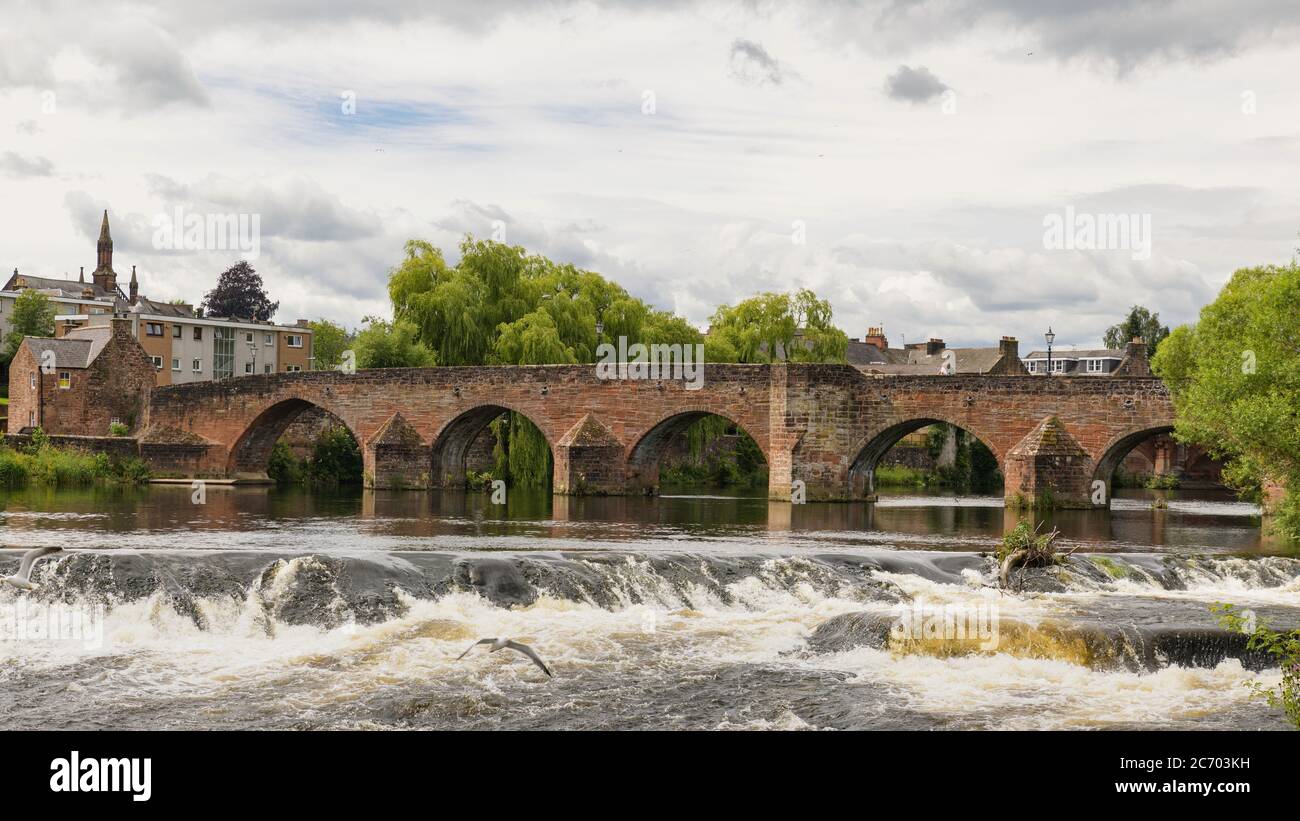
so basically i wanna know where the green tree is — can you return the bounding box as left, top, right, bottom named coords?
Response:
left=1104, top=305, right=1170, bottom=353
left=1152, top=263, right=1300, bottom=538
left=308, top=318, right=352, bottom=371
left=3, top=289, right=56, bottom=359
left=705, top=289, right=848, bottom=363
left=352, top=317, right=437, bottom=369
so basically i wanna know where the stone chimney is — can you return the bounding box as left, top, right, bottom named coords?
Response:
left=296, top=319, right=310, bottom=328
left=1113, top=336, right=1151, bottom=376
left=110, top=312, right=134, bottom=340
left=863, top=326, right=888, bottom=351
left=926, top=338, right=945, bottom=356
left=989, top=336, right=1029, bottom=375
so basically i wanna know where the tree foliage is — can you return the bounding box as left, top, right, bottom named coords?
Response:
left=200, top=261, right=279, bottom=321
left=1104, top=304, right=1169, bottom=353
left=3, top=289, right=56, bottom=359
left=1152, top=263, right=1300, bottom=538
left=388, top=237, right=702, bottom=366
left=704, top=289, right=848, bottom=363
left=352, top=317, right=437, bottom=369
left=308, top=318, right=352, bottom=371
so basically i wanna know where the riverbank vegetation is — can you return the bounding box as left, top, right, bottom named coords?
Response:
left=660, top=416, right=768, bottom=489
left=874, top=424, right=1002, bottom=492
left=1214, top=604, right=1300, bottom=730
left=0, top=432, right=149, bottom=488
left=1152, top=261, right=1300, bottom=539
left=268, top=426, right=363, bottom=486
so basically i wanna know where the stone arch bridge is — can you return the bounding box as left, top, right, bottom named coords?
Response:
left=140, top=363, right=1174, bottom=507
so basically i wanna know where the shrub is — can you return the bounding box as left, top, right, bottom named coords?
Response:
left=1214, top=603, right=1300, bottom=730
left=109, top=421, right=130, bottom=437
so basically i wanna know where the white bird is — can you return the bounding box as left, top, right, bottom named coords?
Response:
left=3, top=547, right=63, bottom=591
left=457, top=637, right=553, bottom=677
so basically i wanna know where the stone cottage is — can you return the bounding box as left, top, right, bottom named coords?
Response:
left=6, top=314, right=156, bottom=436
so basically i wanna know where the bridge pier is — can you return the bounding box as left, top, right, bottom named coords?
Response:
left=1002, top=416, right=1095, bottom=509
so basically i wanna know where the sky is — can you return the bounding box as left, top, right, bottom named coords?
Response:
left=2, top=0, right=1298, bottom=350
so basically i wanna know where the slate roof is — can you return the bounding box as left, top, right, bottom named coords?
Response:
left=20, top=326, right=113, bottom=369
left=2, top=273, right=121, bottom=301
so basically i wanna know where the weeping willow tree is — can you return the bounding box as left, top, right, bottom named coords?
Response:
left=387, top=237, right=702, bottom=489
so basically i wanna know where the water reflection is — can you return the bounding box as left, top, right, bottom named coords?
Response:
left=0, top=483, right=1291, bottom=556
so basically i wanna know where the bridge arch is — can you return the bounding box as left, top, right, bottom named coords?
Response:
left=1092, top=424, right=1175, bottom=492
left=227, top=396, right=360, bottom=479
left=846, top=417, right=1002, bottom=498
left=625, top=408, right=769, bottom=494
left=429, top=403, right=555, bottom=489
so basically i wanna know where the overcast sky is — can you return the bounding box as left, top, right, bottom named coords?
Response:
left=2, top=0, right=1298, bottom=349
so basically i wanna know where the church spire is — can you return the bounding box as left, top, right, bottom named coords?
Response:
left=129, top=265, right=139, bottom=304
left=93, top=209, right=117, bottom=293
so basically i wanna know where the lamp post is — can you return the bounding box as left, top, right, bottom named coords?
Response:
left=248, top=339, right=259, bottom=376
left=1045, top=326, right=1055, bottom=376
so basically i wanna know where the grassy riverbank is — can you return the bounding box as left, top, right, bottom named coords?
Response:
left=0, top=436, right=149, bottom=488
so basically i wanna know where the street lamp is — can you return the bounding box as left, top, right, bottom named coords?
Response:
left=1044, top=326, right=1055, bottom=376
left=248, top=339, right=259, bottom=376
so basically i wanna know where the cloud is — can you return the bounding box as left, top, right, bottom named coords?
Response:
left=728, top=39, right=795, bottom=86
left=0, top=152, right=54, bottom=178
left=15, top=120, right=41, bottom=135
left=0, top=8, right=208, bottom=113
left=883, top=65, right=949, bottom=103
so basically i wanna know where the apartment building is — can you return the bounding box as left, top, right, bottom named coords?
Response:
left=3, top=211, right=312, bottom=386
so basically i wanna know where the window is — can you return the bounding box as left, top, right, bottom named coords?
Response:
left=1025, top=360, right=1037, bottom=373
left=264, top=364, right=271, bottom=374
left=213, top=328, right=234, bottom=379
left=29, top=372, right=36, bottom=389
left=146, top=322, right=164, bottom=336
left=173, top=325, right=182, bottom=338
left=244, top=362, right=254, bottom=374
left=286, top=334, right=303, bottom=348
left=150, top=356, right=163, bottom=370
left=192, top=358, right=202, bottom=373
left=265, top=333, right=273, bottom=345
left=1086, top=358, right=1103, bottom=373
left=193, top=327, right=202, bottom=341
left=172, top=358, right=181, bottom=371
left=58, top=371, right=70, bottom=389
left=285, top=364, right=302, bottom=373
left=245, top=332, right=254, bottom=344
left=1051, top=359, right=1066, bottom=373
left=29, top=411, right=36, bottom=427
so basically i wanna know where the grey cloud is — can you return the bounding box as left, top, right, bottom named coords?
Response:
left=728, top=39, right=795, bottom=86
left=0, top=152, right=54, bottom=178
left=15, top=120, right=41, bottom=135
left=810, top=0, right=1300, bottom=75
left=883, top=65, right=948, bottom=103
left=143, top=174, right=383, bottom=242
left=0, top=11, right=207, bottom=112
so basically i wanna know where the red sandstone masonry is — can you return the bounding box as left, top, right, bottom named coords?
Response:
left=142, top=364, right=1173, bottom=505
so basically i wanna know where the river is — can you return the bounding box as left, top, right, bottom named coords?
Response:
left=1, top=484, right=1296, bottom=730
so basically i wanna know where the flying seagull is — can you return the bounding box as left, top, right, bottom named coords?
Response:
left=3, top=547, right=63, bottom=591
left=457, top=637, right=553, bottom=677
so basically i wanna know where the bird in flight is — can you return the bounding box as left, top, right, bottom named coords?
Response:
left=3, top=547, right=63, bottom=591
left=457, top=637, right=553, bottom=677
